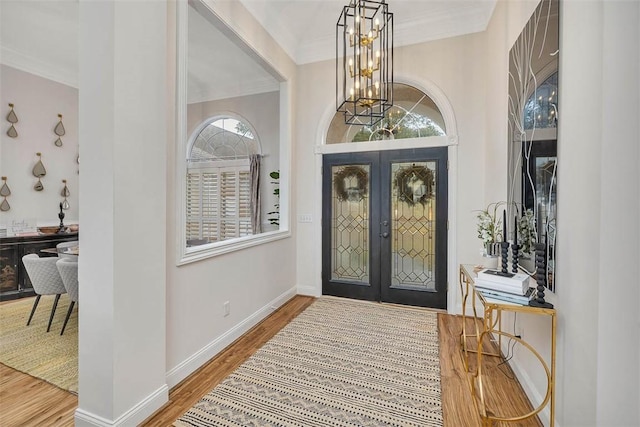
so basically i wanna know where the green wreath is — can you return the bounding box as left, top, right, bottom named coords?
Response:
left=395, top=165, right=434, bottom=206
left=334, top=165, right=368, bottom=202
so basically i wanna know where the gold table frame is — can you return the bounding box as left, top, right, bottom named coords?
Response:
left=459, top=264, right=556, bottom=427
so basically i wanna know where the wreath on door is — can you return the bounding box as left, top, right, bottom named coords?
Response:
left=334, top=165, right=368, bottom=202
left=395, top=165, right=434, bottom=206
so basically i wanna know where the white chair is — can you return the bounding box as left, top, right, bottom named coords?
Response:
left=21, top=254, right=67, bottom=332
left=56, top=240, right=79, bottom=260
left=56, top=258, right=78, bottom=335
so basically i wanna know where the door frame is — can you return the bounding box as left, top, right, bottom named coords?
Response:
left=311, top=138, right=458, bottom=314
left=321, top=148, right=448, bottom=308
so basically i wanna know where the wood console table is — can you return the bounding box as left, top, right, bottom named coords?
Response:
left=459, top=264, right=556, bottom=427
left=0, top=232, right=78, bottom=300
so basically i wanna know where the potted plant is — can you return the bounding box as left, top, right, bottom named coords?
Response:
left=475, top=202, right=504, bottom=256
left=517, top=208, right=536, bottom=256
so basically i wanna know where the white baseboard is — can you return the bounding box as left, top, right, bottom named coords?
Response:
left=74, top=384, right=168, bottom=427
left=297, top=284, right=320, bottom=297
left=165, top=286, right=297, bottom=388
left=508, top=353, right=553, bottom=427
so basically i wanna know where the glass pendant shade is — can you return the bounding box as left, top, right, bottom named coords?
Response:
left=336, top=0, right=393, bottom=126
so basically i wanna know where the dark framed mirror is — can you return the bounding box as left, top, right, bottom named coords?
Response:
left=507, top=0, right=559, bottom=292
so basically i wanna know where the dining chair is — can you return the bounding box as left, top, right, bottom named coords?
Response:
left=21, top=254, right=67, bottom=332
left=56, top=240, right=79, bottom=260
left=56, top=258, right=78, bottom=335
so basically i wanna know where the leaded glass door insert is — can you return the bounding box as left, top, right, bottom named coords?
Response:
left=323, top=148, right=447, bottom=309
left=390, top=161, right=436, bottom=291
left=331, top=165, right=370, bottom=283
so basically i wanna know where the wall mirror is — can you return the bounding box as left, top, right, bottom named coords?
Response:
left=177, top=0, right=288, bottom=261
left=507, top=0, right=559, bottom=291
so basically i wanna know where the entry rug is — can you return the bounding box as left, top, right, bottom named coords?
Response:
left=175, top=297, right=443, bottom=426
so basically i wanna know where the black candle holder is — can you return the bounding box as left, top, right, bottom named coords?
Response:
left=529, top=242, right=554, bottom=308
left=500, top=241, right=510, bottom=274
left=511, top=243, right=520, bottom=273
left=57, top=203, right=65, bottom=233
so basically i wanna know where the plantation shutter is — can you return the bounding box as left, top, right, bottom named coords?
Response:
left=186, top=172, right=202, bottom=241
left=239, top=170, right=252, bottom=236
left=186, top=163, right=253, bottom=243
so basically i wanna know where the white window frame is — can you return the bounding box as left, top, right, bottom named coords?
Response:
left=175, top=0, right=291, bottom=265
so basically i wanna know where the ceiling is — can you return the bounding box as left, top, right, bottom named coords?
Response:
left=239, top=0, right=497, bottom=64
left=0, top=0, right=497, bottom=99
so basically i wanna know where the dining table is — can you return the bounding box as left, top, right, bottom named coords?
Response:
left=40, top=245, right=79, bottom=256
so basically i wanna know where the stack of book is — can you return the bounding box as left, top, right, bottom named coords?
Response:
left=475, top=268, right=534, bottom=304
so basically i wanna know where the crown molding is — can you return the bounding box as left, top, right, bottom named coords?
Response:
left=1, top=46, right=78, bottom=88
left=187, top=75, right=279, bottom=104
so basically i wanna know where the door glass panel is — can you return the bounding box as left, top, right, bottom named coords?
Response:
left=331, top=165, right=370, bottom=283
left=391, top=161, right=436, bottom=290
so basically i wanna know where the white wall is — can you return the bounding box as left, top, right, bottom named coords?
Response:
left=483, top=2, right=558, bottom=424
left=188, top=91, right=281, bottom=230
left=483, top=1, right=640, bottom=426
left=559, top=1, right=639, bottom=425
left=76, top=1, right=168, bottom=425
left=0, top=64, right=79, bottom=228
left=164, top=0, right=298, bottom=391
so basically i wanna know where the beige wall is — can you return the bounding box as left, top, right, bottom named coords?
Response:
left=293, top=31, right=491, bottom=301
left=0, top=64, right=79, bottom=228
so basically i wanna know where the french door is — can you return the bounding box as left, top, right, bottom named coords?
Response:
left=322, top=148, right=448, bottom=309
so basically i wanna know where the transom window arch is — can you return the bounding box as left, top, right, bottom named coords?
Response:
left=186, top=114, right=263, bottom=246
left=188, top=115, right=262, bottom=162
left=326, top=83, right=446, bottom=144
left=524, top=71, right=558, bottom=131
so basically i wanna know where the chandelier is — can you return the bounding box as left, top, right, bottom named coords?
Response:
left=336, top=0, right=393, bottom=126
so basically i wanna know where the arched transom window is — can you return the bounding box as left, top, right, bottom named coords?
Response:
left=326, top=83, right=446, bottom=144
left=524, top=72, right=558, bottom=131
left=186, top=115, right=262, bottom=246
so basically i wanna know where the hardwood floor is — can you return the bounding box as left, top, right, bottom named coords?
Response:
left=0, top=295, right=541, bottom=427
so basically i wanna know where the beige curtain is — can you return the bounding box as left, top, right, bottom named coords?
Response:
left=249, top=154, right=262, bottom=234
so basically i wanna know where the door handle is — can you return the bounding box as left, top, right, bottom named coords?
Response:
left=381, top=232, right=389, bottom=238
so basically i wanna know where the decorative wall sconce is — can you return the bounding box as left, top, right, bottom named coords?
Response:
left=61, top=179, right=70, bottom=209
left=54, top=114, right=66, bottom=147
left=0, top=177, right=11, bottom=211
left=6, top=103, right=18, bottom=138
left=32, top=152, right=47, bottom=191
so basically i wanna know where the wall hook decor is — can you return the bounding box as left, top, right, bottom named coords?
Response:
left=0, top=177, right=11, bottom=211
left=6, top=103, right=18, bottom=138
left=32, top=152, right=47, bottom=191
left=61, top=179, right=70, bottom=209
left=54, top=113, right=66, bottom=147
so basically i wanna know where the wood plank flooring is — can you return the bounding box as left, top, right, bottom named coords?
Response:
left=0, top=295, right=542, bottom=427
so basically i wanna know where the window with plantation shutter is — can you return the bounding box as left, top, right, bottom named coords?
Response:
left=186, top=164, right=252, bottom=244
left=186, top=115, right=260, bottom=247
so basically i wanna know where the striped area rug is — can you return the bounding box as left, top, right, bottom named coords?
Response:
left=175, top=297, right=443, bottom=427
